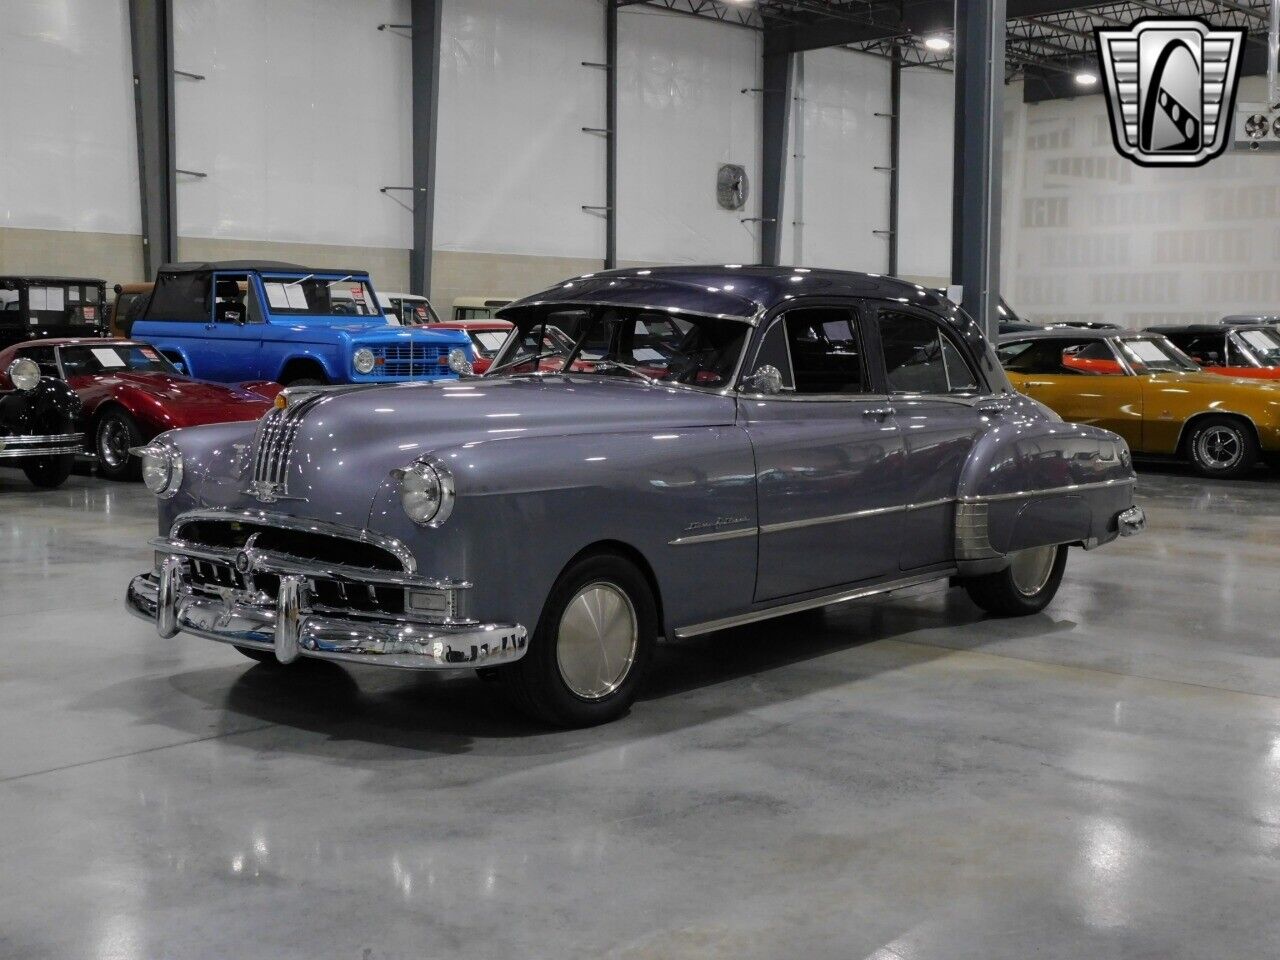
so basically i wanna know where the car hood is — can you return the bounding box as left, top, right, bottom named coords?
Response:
left=103, top=372, right=270, bottom=406
left=183, top=376, right=738, bottom=524
left=325, top=324, right=470, bottom=346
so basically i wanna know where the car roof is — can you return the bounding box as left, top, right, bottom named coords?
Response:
left=1145, top=325, right=1231, bottom=335
left=503, top=265, right=949, bottom=321
left=998, top=328, right=1150, bottom=343
left=157, top=260, right=370, bottom=277
left=7, top=337, right=141, bottom=350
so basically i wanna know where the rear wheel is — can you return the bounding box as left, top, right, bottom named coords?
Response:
left=1185, top=416, right=1257, bottom=479
left=95, top=409, right=143, bottom=480
left=961, top=544, right=1067, bottom=617
left=504, top=553, right=657, bottom=727
left=22, top=455, right=73, bottom=489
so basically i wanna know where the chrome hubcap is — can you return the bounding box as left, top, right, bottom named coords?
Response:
left=1009, top=545, right=1057, bottom=597
left=98, top=419, right=129, bottom=469
left=556, top=582, right=638, bottom=700
left=1196, top=426, right=1243, bottom=470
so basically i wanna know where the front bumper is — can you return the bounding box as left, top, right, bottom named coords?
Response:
left=0, top=432, right=83, bottom=458
left=126, top=550, right=527, bottom=671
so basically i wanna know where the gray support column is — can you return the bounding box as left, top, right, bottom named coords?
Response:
left=606, top=0, right=618, bottom=269
left=760, top=41, right=793, bottom=266
left=950, top=0, right=1006, bottom=340
left=887, top=46, right=901, bottom=277
left=410, top=0, right=443, bottom=298
left=127, top=0, right=177, bottom=277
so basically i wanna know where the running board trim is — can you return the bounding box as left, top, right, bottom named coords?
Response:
left=672, top=569, right=955, bottom=639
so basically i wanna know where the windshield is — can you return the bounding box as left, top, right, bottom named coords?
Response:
left=1117, top=337, right=1199, bottom=373
left=1238, top=328, right=1280, bottom=366
left=487, top=306, right=750, bottom=389
left=59, top=343, right=177, bottom=376
left=469, top=329, right=511, bottom=358
left=261, top=275, right=380, bottom=317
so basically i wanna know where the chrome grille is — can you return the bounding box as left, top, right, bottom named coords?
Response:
left=372, top=343, right=447, bottom=378
left=250, top=394, right=325, bottom=497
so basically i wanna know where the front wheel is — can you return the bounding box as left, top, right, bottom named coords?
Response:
left=503, top=553, right=657, bottom=727
left=1185, top=416, right=1258, bottom=479
left=961, top=544, right=1067, bottom=617
left=22, top=454, right=73, bottom=489
left=284, top=377, right=325, bottom=387
left=95, top=409, right=143, bottom=480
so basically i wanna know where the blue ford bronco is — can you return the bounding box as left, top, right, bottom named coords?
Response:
left=130, top=261, right=473, bottom=386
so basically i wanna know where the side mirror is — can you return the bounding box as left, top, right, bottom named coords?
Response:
left=743, top=364, right=783, bottom=395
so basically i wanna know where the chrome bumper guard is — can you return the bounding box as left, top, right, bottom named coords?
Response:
left=0, top=432, right=83, bottom=458
left=126, top=544, right=527, bottom=670
left=1117, top=505, right=1146, bottom=537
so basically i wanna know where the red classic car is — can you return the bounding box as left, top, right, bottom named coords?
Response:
left=0, top=338, right=281, bottom=479
left=428, top=320, right=513, bottom=374
left=1145, top=324, right=1280, bottom=380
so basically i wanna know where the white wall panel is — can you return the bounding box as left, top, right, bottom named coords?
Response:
left=1001, top=76, right=1280, bottom=327
left=434, top=0, right=604, bottom=260
left=897, top=68, right=953, bottom=281
left=616, top=7, right=759, bottom=265
left=174, top=0, right=412, bottom=249
left=0, top=0, right=140, bottom=235
left=785, top=48, right=891, bottom=273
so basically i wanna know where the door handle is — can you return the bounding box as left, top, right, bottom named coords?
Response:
left=862, top=407, right=896, bottom=419
left=204, top=323, right=216, bottom=331
left=977, top=400, right=1011, bottom=415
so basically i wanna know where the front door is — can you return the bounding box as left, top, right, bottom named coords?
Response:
left=873, top=306, right=990, bottom=571
left=742, top=306, right=905, bottom=602
left=194, top=272, right=264, bottom=381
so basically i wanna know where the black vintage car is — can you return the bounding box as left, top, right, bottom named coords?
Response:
left=0, top=276, right=107, bottom=348
left=0, top=357, right=83, bottom=488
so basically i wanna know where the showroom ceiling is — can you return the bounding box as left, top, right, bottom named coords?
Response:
left=635, top=0, right=1273, bottom=78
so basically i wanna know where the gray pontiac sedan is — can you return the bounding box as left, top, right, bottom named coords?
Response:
left=127, top=267, right=1145, bottom=726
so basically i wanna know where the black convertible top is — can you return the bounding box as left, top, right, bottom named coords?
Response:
left=157, top=261, right=370, bottom=277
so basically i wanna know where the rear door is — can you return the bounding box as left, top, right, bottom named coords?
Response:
left=741, top=304, right=905, bottom=601
left=871, top=305, right=990, bottom=572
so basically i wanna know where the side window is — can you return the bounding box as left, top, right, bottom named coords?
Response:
left=145, top=272, right=211, bottom=323
left=878, top=312, right=980, bottom=394
left=781, top=308, right=866, bottom=395
left=749, top=317, right=795, bottom=390
left=1180, top=334, right=1223, bottom=366
left=17, top=346, right=59, bottom=378
left=1226, top=335, right=1251, bottom=367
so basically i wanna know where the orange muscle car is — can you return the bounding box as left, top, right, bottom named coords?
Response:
left=998, top=329, right=1280, bottom=478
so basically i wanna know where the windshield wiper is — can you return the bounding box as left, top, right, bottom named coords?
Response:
left=585, top=359, right=658, bottom=384
left=486, top=351, right=568, bottom=376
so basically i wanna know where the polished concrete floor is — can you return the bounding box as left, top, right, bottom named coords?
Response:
left=2, top=463, right=1279, bottom=960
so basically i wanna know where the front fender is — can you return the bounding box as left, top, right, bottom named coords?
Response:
left=365, top=427, right=759, bottom=638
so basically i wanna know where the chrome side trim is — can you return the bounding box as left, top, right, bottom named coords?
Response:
left=169, top=508, right=419, bottom=574
left=674, top=569, right=953, bottom=639
left=0, top=432, right=82, bottom=447
left=668, top=526, right=760, bottom=546
left=958, top=476, right=1135, bottom=504
left=757, top=497, right=954, bottom=535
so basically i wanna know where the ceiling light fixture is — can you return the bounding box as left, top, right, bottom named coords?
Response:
left=923, top=35, right=951, bottom=52
left=1075, top=72, right=1098, bottom=87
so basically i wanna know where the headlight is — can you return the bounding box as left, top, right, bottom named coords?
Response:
left=7, top=357, right=40, bottom=392
left=394, top=460, right=455, bottom=526
left=353, top=347, right=377, bottom=375
left=448, top=348, right=473, bottom=376
left=136, top=442, right=183, bottom=499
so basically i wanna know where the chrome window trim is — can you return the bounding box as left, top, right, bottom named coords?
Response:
left=169, top=508, right=419, bottom=574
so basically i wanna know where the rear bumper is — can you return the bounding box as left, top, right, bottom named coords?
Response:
left=0, top=432, right=82, bottom=458
left=1117, top=505, right=1145, bottom=537
left=126, top=553, right=527, bottom=671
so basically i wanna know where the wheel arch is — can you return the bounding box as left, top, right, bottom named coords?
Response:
left=276, top=354, right=332, bottom=384
left=1175, top=410, right=1260, bottom=457
left=555, top=539, right=667, bottom=639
